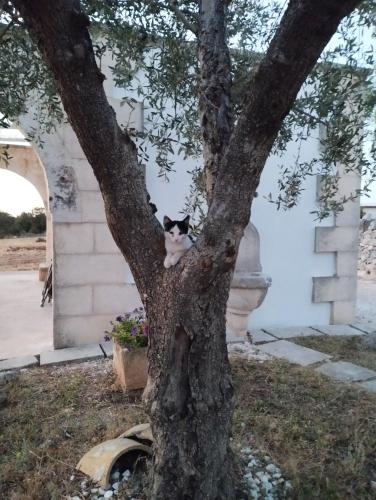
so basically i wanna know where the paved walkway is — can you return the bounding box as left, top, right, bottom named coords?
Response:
left=0, top=271, right=52, bottom=359
left=251, top=324, right=376, bottom=394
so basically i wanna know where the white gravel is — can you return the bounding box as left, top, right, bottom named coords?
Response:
left=228, top=341, right=271, bottom=362
left=240, top=447, right=291, bottom=499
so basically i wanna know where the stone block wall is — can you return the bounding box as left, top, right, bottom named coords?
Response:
left=313, top=169, right=360, bottom=324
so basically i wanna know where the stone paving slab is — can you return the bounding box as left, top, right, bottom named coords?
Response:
left=312, top=324, right=364, bottom=336
left=315, top=361, right=376, bottom=382
left=263, top=326, right=322, bottom=339
left=0, top=370, right=18, bottom=383
left=100, top=341, right=113, bottom=358
left=40, top=344, right=104, bottom=366
left=249, top=330, right=277, bottom=344
left=351, top=323, right=376, bottom=334
left=0, top=355, right=39, bottom=372
left=257, top=340, right=332, bottom=367
left=356, top=379, right=376, bottom=394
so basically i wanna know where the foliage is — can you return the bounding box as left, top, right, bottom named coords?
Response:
left=105, top=307, right=148, bottom=350
left=0, top=1, right=375, bottom=224
left=0, top=208, right=46, bottom=238
left=0, top=210, right=17, bottom=237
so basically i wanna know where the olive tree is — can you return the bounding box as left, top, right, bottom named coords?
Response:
left=0, top=1, right=375, bottom=498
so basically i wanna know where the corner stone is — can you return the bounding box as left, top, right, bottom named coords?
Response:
left=40, top=344, right=104, bottom=366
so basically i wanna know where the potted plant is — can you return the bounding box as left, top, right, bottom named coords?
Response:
left=106, top=307, right=148, bottom=390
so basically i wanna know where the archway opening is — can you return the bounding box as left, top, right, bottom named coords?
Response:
left=0, top=155, right=53, bottom=359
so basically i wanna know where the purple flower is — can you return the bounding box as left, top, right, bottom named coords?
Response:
left=130, top=325, right=138, bottom=336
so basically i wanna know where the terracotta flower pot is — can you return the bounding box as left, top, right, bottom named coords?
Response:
left=113, top=342, right=148, bottom=390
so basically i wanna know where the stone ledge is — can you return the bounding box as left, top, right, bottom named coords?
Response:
left=40, top=344, right=104, bottom=366
left=0, top=355, right=39, bottom=372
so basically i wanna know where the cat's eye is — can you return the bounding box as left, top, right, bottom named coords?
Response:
left=179, top=232, right=183, bottom=235
left=169, top=231, right=174, bottom=235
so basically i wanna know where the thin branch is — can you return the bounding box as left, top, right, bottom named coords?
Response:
left=169, top=0, right=198, bottom=35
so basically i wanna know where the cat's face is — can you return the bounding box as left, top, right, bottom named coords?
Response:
left=163, top=215, right=190, bottom=244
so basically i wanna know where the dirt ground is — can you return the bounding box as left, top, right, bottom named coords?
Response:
left=0, top=236, right=46, bottom=272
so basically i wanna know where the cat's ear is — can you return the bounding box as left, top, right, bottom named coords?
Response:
left=163, top=216, right=172, bottom=228
left=182, top=215, right=190, bottom=226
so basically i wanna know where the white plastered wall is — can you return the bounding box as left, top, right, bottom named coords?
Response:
left=12, top=49, right=359, bottom=348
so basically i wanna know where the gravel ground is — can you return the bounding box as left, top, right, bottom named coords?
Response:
left=356, top=279, right=376, bottom=324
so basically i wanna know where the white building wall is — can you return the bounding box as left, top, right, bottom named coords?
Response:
left=10, top=49, right=359, bottom=348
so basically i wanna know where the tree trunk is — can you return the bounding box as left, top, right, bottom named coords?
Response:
left=143, top=272, right=235, bottom=500
left=11, top=1, right=363, bottom=499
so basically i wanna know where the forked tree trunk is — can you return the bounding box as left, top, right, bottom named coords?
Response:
left=12, top=1, right=362, bottom=499
left=143, top=273, right=235, bottom=499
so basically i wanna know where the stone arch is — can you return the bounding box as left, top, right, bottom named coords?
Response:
left=1, top=143, right=53, bottom=261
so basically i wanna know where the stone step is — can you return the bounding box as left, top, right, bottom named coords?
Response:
left=263, top=326, right=322, bottom=339
left=257, top=340, right=331, bottom=367
left=351, top=323, right=376, bottom=334
left=0, top=355, right=39, bottom=372
left=315, top=361, right=376, bottom=383
left=312, top=324, right=364, bottom=336
left=40, top=344, right=104, bottom=366
left=248, top=330, right=277, bottom=344
left=356, top=379, right=376, bottom=394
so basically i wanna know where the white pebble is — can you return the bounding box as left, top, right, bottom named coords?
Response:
left=104, top=491, right=113, bottom=498
left=265, top=464, right=277, bottom=473
left=122, top=469, right=131, bottom=480
left=70, top=475, right=75, bottom=481
left=98, top=488, right=106, bottom=495
left=112, top=482, right=120, bottom=490
left=91, top=489, right=99, bottom=494
left=241, top=447, right=252, bottom=454
left=111, top=471, right=120, bottom=481
left=70, top=497, right=80, bottom=500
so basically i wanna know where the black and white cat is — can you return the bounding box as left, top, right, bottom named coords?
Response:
left=163, top=215, right=193, bottom=268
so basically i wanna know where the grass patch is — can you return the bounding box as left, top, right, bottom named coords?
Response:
left=1, top=357, right=376, bottom=499
left=0, top=360, right=146, bottom=499
left=232, top=358, right=376, bottom=499
left=291, top=335, right=376, bottom=371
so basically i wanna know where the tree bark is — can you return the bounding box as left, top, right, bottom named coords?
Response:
left=143, top=271, right=235, bottom=499
left=198, top=0, right=233, bottom=203
left=11, top=0, right=362, bottom=498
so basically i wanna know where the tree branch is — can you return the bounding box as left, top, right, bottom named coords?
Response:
left=10, top=0, right=165, bottom=293
left=169, top=0, right=198, bottom=35
left=191, top=0, right=362, bottom=285
left=198, top=0, right=233, bottom=204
